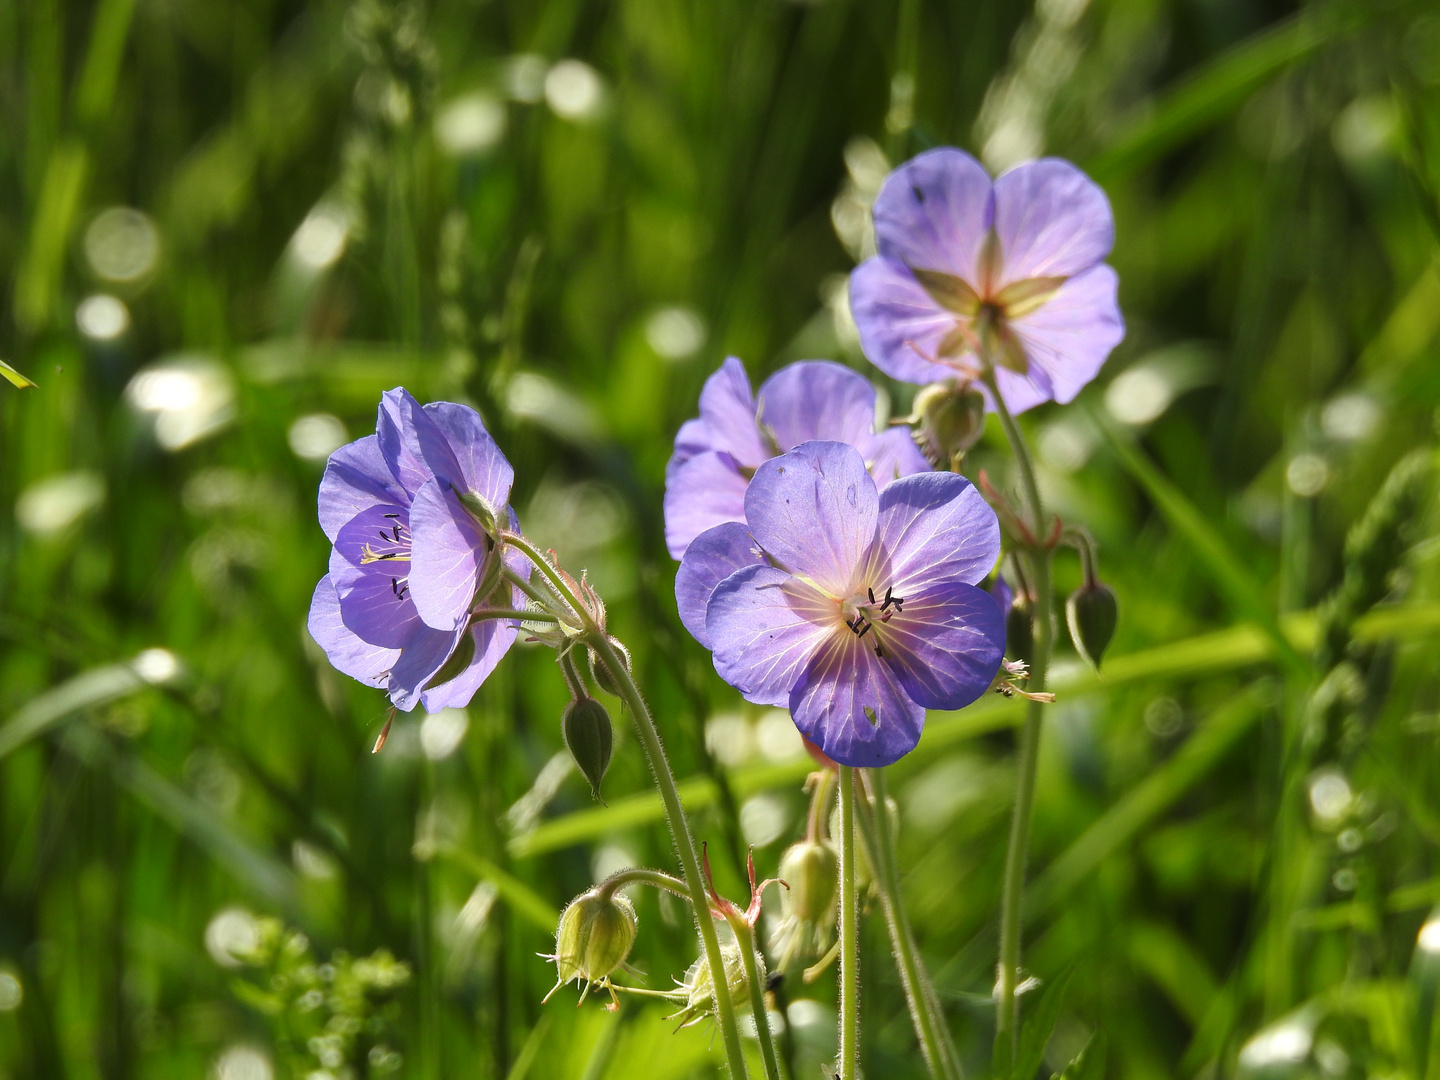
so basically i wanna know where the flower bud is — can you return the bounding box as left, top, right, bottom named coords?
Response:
left=587, top=640, right=631, bottom=698
left=768, top=839, right=838, bottom=971
left=1066, top=581, right=1117, bottom=670
left=563, top=697, right=614, bottom=800
left=912, top=381, right=988, bottom=466
left=670, top=942, right=752, bottom=1029
left=1006, top=596, right=1034, bottom=665
left=548, top=888, right=637, bottom=997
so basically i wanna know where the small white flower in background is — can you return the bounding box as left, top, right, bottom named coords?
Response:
left=76, top=294, right=130, bottom=340
left=134, top=648, right=180, bottom=684
left=212, top=1045, right=272, bottom=1080
left=16, top=471, right=105, bottom=536
left=290, top=204, right=350, bottom=271
left=85, top=206, right=160, bottom=283
left=545, top=59, right=603, bottom=120
left=645, top=306, right=706, bottom=360
left=126, top=355, right=235, bottom=450
left=205, top=907, right=260, bottom=968
left=435, top=93, right=506, bottom=155
left=420, top=708, right=469, bottom=761
left=288, top=414, right=348, bottom=461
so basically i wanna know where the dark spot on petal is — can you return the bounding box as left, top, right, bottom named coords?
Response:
left=912, top=185, right=925, bottom=203
left=847, top=484, right=857, bottom=508
left=864, top=706, right=878, bottom=727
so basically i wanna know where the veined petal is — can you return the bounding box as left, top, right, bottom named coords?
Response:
left=387, top=624, right=467, bottom=712
left=408, top=478, right=488, bottom=632
left=992, top=158, right=1114, bottom=286
left=330, top=506, right=424, bottom=649
left=675, top=522, right=763, bottom=649
left=868, top=471, right=1000, bottom=593
left=318, top=435, right=408, bottom=543
left=757, top=361, right=875, bottom=450
left=862, top=427, right=932, bottom=488
left=377, top=387, right=436, bottom=494
left=421, top=401, right=515, bottom=506
left=663, top=450, right=749, bottom=559
left=850, top=257, right=972, bottom=387
left=307, top=576, right=398, bottom=687
left=697, top=357, right=768, bottom=468
left=877, top=580, right=1005, bottom=710
left=872, top=147, right=994, bottom=288
left=666, top=417, right=712, bottom=480
left=745, top=442, right=878, bottom=595
left=707, top=565, right=836, bottom=707
left=420, top=616, right=519, bottom=711
left=789, top=633, right=926, bottom=767
left=1007, top=264, right=1124, bottom=406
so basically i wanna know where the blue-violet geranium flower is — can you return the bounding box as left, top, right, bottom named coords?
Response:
left=663, top=357, right=930, bottom=559
left=308, top=387, right=524, bottom=712
left=849, top=147, right=1124, bottom=414
left=676, top=440, right=1005, bottom=766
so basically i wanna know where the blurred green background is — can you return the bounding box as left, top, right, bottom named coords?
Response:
left=4, top=0, right=1440, bottom=1077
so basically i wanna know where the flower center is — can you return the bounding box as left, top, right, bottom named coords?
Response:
left=839, top=585, right=906, bottom=658
left=360, top=513, right=412, bottom=600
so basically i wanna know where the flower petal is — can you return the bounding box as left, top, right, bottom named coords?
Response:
left=675, top=522, right=763, bottom=649
left=789, top=633, right=926, bottom=767
left=407, top=478, right=488, bottom=632
left=377, top=387, right=436, bottom=493
left=992, top=158, right=1114, bottom=286
left=663, top=450, right=749, bottom=559
left=420, top=616, right=519, bottom=711
left=697, top=357, right=768, bottom=468
left=706, top=565, right=835, bottom=707
left=867, top=471, right=1000, bottom=592
left=330, top=506, right=424, bottom=649
left=756, top=361, right=875, bottom=450
left=1006, top=264, right=1124, bottom=405
left=307, top=576, right=398, bottom=687
left=850, top=256, right=970, bottom=387
left=872, top=147, right=994, bottom=286
left=318, top=435, right=408, bottom=543
left=862, top=427, right=932, bottom=488
left=387, top=624, right=467, bottom=712
left=666, top=417, right=712, bottom=480
left=420, top=401, right=515, bottom=506
left=745, top=442, right=878, bottom=594
left=876, top=580, right=1004, bottom=710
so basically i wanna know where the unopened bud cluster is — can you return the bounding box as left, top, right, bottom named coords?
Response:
left=545, top=888, right=638, bottom=1004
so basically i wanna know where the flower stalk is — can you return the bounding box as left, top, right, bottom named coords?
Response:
left=981, top=367, right=1053, bottom=1054
left=838, top=764, right=860, bottom=1080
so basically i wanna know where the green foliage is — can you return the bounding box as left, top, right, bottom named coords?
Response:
left=3, top=0, right=1440, bottom=1077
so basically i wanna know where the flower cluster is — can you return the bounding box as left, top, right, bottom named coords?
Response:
left=308, top=388, right=524, bottom=712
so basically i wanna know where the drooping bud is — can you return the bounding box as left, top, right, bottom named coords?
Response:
left=768, top=839, right=839, bottom=971
left=1006, top=596, right=1035, bottom=666
left=911, top=381, right=988, bottom=467
left=563, top=697, right=614, bottom=799
left=587, top=640, right=631, bottom=699
left=670, top=942, right=753, bottom=1029
left=545, top=888, right=638, bottom=1002
left=1066, top=581, right=1117, bottom=670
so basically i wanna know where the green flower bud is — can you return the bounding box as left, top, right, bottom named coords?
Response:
left=587, top=640, right=631, bottom=698
left=670, top=942, right=753, bottom=1029
left=768, top=839, right=839, bottom=971
left=1066, top=581, right=1117, bottom=670
left=562, top=697, right=614, bottom=800
left=546, top=888, right=637, bottom=1000
left=912, top=381, right=988, bottom=466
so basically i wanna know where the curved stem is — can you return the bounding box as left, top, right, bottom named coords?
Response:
left=857, top=770, right=962, bottom=1080
left=595, top=867, right=689, bottom=901
left=502, top=531, right=588, bottom=621
left=982, top=368, right=1054, bottom=1054
left=583, top=629, right=750, bottom=1078
left=501, top=566, right=572, bottom=620
left=838, top=765, right=859, bottom=1080
left=732, top=921, right=783, bottom=1080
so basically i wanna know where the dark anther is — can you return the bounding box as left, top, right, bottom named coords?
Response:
left=880, top=611, right=893, bottom=623
left=855, top=621, right=872, bottom=640
left=868, top=587, right=876, bottom=604
left=873, top=639, right=886, bottom=658
left=765, top=970, right=785, bottom=993
left=379, top=552, right=398, bottom=560
left=384, top=513, right=400, bottom=519
left=392, top=524, right=401, bottom=542
left=391, top=578, right=398, bottom=595
left=378, top=530, right=389, bottom=542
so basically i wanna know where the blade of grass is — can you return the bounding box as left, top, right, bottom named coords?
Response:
left=431, top=842, right=559, bottom=933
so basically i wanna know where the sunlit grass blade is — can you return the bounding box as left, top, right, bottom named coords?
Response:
left=431, top=842, right=559, bottom=932
left=0, top=660, right=148, bottom=761
left=0, top=358, right=36, bottom=388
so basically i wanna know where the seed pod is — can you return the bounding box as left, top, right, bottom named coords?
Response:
left=549, top=888, right=638, bottom=996
left=1006, top=596, right=1034, bottom=665
left=670, top=942, right=753, bottom=1028
left=1066, top=581, right=1117, bottom=670
left=587, top=640, right=632, bottom=698
left=563, top=697, right=614, bottom=800
left=912, top=381, right=988, bottom=467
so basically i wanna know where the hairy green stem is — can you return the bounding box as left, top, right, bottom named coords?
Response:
left=858, top=770, right=963, bottom=1080
left=838, top=765, right=859, bottom=1080
left=731, top=920, right=783, bottom=1080
left=983, top=370, right=1053, bottom=1053
left=585, top=629, right=750, bottom=1078
left=595, top=867, right=689, bottom=901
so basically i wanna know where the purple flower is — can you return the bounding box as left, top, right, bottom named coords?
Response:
left=308, top=388, right=524, bottom=712
left=663, top=358, right=930, bottom=559
left=676, top=441, right=1005, bottom=767
left=849, top=148, right=1125, bottom=414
